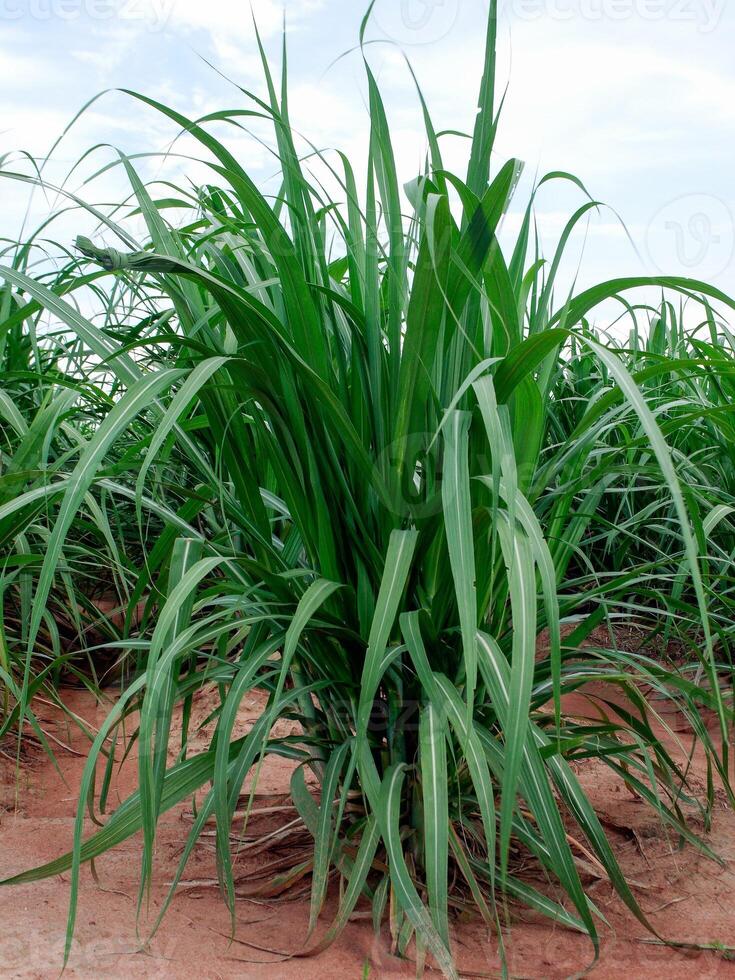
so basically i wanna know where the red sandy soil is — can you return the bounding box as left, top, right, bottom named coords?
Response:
left=0, top=684, right=734, bottom=980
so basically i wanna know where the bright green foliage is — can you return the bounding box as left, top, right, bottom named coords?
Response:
left=1, top=5, right=734, bottom=976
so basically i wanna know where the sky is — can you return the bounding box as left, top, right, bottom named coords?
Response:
left=2, top=0, right=734, bottom=315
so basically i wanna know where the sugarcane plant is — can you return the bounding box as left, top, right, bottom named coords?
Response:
left=0, top=243, right=147, bottom=727
left=1, top=3, right=734, bottom=976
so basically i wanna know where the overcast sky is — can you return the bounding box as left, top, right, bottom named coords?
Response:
left=2, top=0, right=734, bottom=311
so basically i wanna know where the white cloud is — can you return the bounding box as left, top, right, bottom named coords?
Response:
left=152, top=0, right=325, bottom=66
left=0, top=49, right=55, bottom=88
left=2, top=2, right=734, bottom=296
